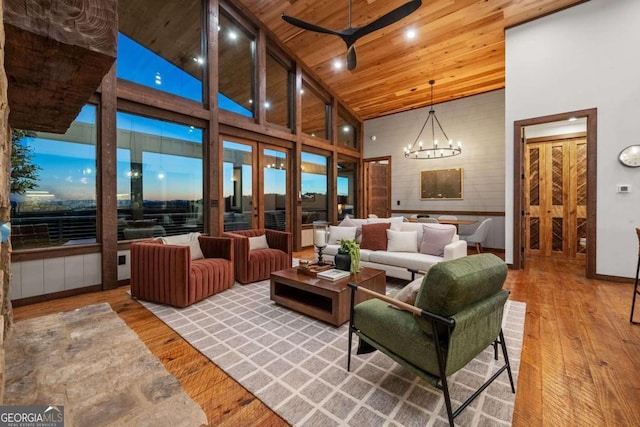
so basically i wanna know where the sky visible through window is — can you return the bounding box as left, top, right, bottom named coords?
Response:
left=17, top=34, right=348, bottom=204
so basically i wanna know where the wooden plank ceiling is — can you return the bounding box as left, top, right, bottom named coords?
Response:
left=120, top=0, right=586, bottom=121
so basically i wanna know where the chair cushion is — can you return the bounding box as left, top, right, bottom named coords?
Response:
left=360, top=223, right=390, bottom=251
left=245, top=248, right=290, bottom=283
left=368, top=251, right=442, bottom=271
left=354, top=299, right=440, bottom=376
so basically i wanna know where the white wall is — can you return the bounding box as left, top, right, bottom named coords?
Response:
left=10, top=253, right=102, bottom=300
left=505, top=0, right=640, bottom=276
left=364, top=89, right=506, bottom=248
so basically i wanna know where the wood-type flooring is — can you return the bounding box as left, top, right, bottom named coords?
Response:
left=12, top=250, right=640, bottom=426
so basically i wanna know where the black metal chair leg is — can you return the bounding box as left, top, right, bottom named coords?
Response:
left=632, top=228, right=640, bottom=325
left=347, top=284, right=357, bottom=371
left=499, top=330, right=516, bottom=393
left=630, top=255, right=640, bottom=324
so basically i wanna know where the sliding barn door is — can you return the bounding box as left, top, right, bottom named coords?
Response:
left=524, top=138, right=587, bottom=258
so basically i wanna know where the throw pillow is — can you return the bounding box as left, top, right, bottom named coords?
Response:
left=386, top=229, right=418, bottom=253
left=420, top=224, right=456, bottom=257
left=393, top=278, right=423, bottom=305
left=360, top=222, right=391, bottom=251
left=161, top=232, right=204, bottom=260
left=339, top=216, right=357, bottom=227
left=340, top=216, right=364, bottom=243
left=188, top=239, right=205, bottom=260
left=249, top=234, right=269, bottom=251
left=327, top=225, right=357, bottom=245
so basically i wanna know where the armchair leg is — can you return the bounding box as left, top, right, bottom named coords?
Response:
left=432, top=325, right=455, bottom=426
left=630, top=255, right=640, bottom=324
left=475, top=242, right=482, bottom=254
left=499, top=330, right=516, bottom=393
left=347, top=285, right=357, bottom=372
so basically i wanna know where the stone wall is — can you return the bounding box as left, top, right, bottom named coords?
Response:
left=0, top=0, right=13, bottom=404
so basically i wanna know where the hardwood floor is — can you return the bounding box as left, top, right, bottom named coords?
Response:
left=11, top=251, right=640, bottom=426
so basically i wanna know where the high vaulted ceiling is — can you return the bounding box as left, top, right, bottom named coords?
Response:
left=236, top=0, right=586, bottom=120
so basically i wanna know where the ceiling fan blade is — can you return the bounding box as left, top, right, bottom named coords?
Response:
left=347, top=45, right=357, bottom=71
left=281, top=14, right=339, bottom=36
left=352, top=0, right=422, bottom=41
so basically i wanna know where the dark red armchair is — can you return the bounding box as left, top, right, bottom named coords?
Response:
left=130, top=236, right=234, bottom=307
left=223, top=229, right=292, bottom=284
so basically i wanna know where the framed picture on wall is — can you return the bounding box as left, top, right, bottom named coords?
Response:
left=420, top=168, right=463, bottom=199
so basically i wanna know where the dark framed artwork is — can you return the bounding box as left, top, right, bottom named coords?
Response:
left=420, top=168, right=463, bottom=199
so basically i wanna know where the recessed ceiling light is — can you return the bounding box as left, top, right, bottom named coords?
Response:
left=333, top=60, right=343, bottom=70
left=406, top=29, right=416, bottom=40
left=264, top=101, right=271, bottom=109
left=228, top=31, right=238, bottom=41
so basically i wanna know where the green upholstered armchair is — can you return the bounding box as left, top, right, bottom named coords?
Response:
left=348, top=253, right=515, bottom=426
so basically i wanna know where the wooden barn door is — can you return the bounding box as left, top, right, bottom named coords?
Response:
left=524, top=138, right=587, bottom=258
left=364, top=158, right=390, bottom=218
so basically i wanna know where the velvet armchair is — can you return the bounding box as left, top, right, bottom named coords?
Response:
left=130, top=235, right=234, bottom=307
left=348, top=253, right=515, bottom=426
left=222, top=229, right=292, bottom=284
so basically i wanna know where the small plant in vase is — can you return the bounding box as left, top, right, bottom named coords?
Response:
left=336, top=238, right=361, bottom=274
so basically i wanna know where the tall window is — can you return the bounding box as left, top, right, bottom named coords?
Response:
left=301, top=80, right=330, bottom=140
left=116, top=113, right=203, bottom=240
left=117, top=2, right=204, bottom=102
left=219, top=11, right=255, bottom=117
left=266, top=51, right=293, bottom=128
left=223, top=140, right=253, bottom=232
left=263, top=149, right=288, bottom=231
left=338, top=157, right=358, bottom=219
left=10, top=105, right=97, bottom=249
left=337, top=109, right=358, bottom=149
left=301, top=152, right=328, bottom=224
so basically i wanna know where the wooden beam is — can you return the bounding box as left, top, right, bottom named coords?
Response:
left=4, top=0, right=117, bottom=133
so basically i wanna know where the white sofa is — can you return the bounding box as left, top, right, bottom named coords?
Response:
left=321, top=217, right=467, bottom=280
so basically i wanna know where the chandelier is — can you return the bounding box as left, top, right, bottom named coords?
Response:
left=404, top=80, right=462, bottom=159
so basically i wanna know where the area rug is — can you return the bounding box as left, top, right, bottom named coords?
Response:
left=4, top=303, right=208, bottom=427
left=139, top=280, right=525, bottom=426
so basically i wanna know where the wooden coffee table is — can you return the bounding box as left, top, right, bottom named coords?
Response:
left=270, top=267, right=386, bottom=326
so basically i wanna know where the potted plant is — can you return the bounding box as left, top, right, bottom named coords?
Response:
left=335, top=238, right=361, bottom=274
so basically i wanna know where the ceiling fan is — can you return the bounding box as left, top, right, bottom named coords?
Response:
left=282, top=0, right=422, bottom=71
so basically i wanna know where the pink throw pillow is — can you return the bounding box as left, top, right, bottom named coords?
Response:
left=420, top=224, right=455, bottom=256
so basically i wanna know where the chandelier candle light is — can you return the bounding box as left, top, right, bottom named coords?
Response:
left=404, top=80, right=462, bottom=159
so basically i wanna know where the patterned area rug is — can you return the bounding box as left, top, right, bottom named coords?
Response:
left=4, top=303, right=208, bottom=427
left=139, top=277, right=525, bottom=426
